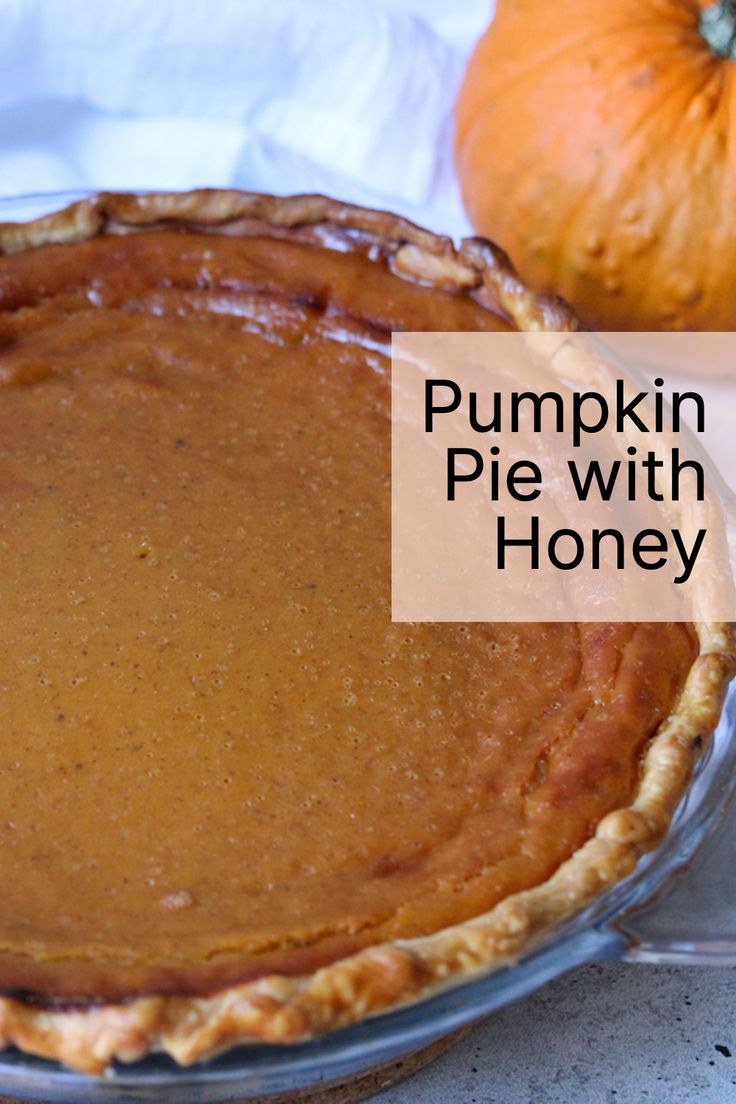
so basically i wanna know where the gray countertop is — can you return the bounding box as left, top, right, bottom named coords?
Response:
left=380, top=963, right=736, bottom=1104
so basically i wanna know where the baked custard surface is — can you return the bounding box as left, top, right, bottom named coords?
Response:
left=0, top=227, right=696, bottom=1000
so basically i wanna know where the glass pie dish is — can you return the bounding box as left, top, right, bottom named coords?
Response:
left=0, top=192, right=734, bottom=1104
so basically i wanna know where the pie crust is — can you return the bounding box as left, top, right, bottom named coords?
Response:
left=0, top=190, right=731, bottom=1074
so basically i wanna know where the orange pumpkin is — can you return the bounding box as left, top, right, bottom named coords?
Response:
left=455, top=0, right=736, bottom=331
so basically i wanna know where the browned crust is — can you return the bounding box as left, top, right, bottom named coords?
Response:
left=0, top=190, right=731, bottom=1074
left=0, top=188, right=577, bottom=332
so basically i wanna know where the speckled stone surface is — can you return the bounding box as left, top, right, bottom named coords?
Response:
left=378, top=964, right=736, bottom=1103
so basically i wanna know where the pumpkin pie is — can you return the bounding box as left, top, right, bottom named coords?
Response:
left=0, top=190, right=730, bottom=1073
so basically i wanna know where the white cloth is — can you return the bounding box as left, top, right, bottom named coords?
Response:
left=0, top=0, right=493, bottom=237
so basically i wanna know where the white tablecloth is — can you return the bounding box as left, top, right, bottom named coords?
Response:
left=0, top=0, right=492, bottom=237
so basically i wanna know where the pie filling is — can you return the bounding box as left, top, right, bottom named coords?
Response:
left=0, top=229, right=695, bottom=1000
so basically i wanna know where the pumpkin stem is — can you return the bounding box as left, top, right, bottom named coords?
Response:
left=700, top=0, right=736, bottom=58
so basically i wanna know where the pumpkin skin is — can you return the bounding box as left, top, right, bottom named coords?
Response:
left=455, top=0, right=736, bottom=331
